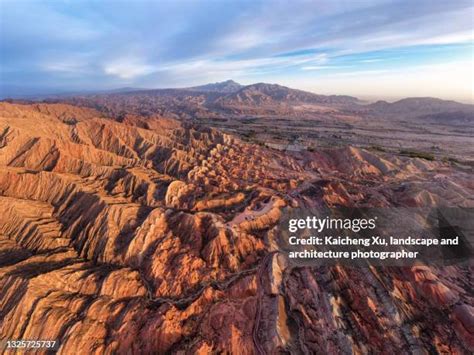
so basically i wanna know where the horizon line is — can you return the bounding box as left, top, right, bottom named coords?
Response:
left=1, top=80, right=473, bottom=105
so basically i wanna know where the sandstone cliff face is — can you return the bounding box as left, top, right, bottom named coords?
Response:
left=0, top=103, right=472, bottom=354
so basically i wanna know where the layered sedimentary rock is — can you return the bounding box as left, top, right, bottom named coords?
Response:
left=0, top=102, right=472, bottom=354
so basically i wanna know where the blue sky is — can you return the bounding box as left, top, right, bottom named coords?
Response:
left=1, top=0, right=473, bottom=101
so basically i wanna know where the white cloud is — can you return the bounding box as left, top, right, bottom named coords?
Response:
left=411, top=30, right=474, bottom=46
left=360, top=59, right=383, bottom=63
left=301, top=65, right=352, bottom=71
left=301, top=66, right=332, bottom=70
left=104, top=59, right=155, bottom=79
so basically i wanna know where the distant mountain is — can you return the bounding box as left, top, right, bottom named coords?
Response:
left=215, top=82, right=359, bottom=107
left=418, top=110, right=474, bottom=124
left=102, top=87, right=146, bottom=94
left=368, top=97, right=473, bottom=117
left=188, top=80, right=243, bottom=93
left=28, top=80, right=472, bottom=120
left=0, top=86, right=148, bottom=100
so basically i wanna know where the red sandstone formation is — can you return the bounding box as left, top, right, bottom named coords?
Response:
left=0, top=102, right=472, bottom=353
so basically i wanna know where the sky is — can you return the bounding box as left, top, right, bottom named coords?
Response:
left=1, top=0, right=473, bottom=102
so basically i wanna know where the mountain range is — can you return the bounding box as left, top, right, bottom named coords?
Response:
left=25, top=80, right=470, bottom=121
left=188, top=79, right=243, bottom=93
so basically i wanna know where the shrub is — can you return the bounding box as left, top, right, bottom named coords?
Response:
left=399, top=149, right=435, bottom=161
left=369, top=145, right=385, bottom=152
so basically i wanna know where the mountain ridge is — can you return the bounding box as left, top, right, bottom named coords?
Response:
left=216, top=82, right=360, bottom=106
left=4, top=80, right=472, bottom=121
left=4, top=80, right=472, bottom=110
left=187, top=79, right=243, bottom=93
left=366, top=96, right=474, bottom=119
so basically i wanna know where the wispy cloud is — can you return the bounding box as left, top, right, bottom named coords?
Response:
left=360, top=59, right=383, bottom=63
left=301, top=65, right=352, bottom=71
left=332, top=69, right=390, bottom=77
left=104, top=59, right=155, bottom=79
